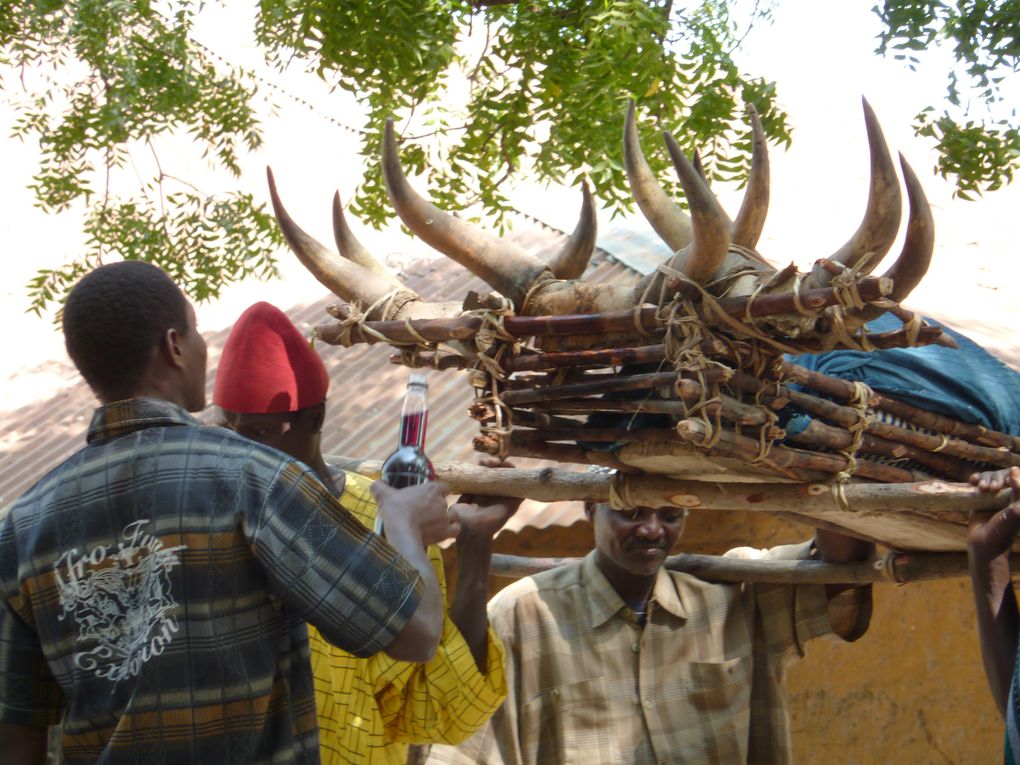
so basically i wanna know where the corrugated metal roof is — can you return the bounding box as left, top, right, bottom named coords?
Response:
left=0, top=216, right=636, bottom=537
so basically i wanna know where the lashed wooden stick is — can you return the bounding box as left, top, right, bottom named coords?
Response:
left=522, top=379, right=771, bottom=427
left=729, top=371, right=1020, bottom=468
left=500, top=369, right=731, bottom=406
left=783, top=361, right=1020, bottom=452
left=785, top=418, right=975, bottom=481
left=489, top=551, right=1020, bottom=584
left=316, top=277, right=896, bottom=347
left=673, top=418, right=923, bottom=483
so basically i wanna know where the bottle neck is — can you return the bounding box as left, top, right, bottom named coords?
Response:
left=398, top=384, right=428, bottom=449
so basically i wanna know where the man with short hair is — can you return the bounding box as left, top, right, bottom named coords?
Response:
left=0, top=262, right=457, bottom=765
left=212, top=301, right=516, bottom=765
left=428, top=499, right=873, bottom=765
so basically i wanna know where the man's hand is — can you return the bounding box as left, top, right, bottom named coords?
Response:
left=454, top=457, right=523, bottom=540
left=968, top=467, right=1020, bottom=563
left=372, top=481, right=461, bottom=547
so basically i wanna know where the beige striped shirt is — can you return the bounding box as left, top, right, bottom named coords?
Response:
left=427, top=543, right=869, bottom=765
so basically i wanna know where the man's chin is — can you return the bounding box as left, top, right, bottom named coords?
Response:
left=626, top=549, right=666, bottom=574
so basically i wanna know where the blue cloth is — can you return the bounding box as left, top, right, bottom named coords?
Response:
left=789, top=313, right=1020, bottom=436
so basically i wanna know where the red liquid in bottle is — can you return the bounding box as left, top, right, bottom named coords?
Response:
left=381, top=376, right=435, bottom=489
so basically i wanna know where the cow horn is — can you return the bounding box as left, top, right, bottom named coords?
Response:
left=331, top=191, right=404, bottom=288
left=663, top=131, right=731, bottom=284
left=624, top=101, right=694, bottom=252
left=381, top=120, right=550, bottom=305
left=547, top=180, right=598, bottom=280
left=692, top=149, right=708, bottom=184
left=730, top=104, right=770, bottom=249
left=267, top=167, right=416, bottom=316
left=883, top=154, right=935, bottom=303
left=807, top=97, right=903, bottom=288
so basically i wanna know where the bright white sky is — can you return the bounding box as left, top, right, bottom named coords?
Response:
left=2, top=0, right=1018, bottom=413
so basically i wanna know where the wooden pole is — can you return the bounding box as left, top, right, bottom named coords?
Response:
left=324, top=457, right=1006, bottom=515
left=489, top=551, right=1019, bottom=584
left=324, top=457, right=1005, bottom=551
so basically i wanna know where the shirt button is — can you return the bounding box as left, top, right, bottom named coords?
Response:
left=631, top=642, right=640, bottom=653
left=552, top=689, right=560, bottom=699
left=643, top=699, right=653, bottom=709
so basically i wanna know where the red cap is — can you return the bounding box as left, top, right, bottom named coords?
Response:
left=213, top=302, right=329, bottom=414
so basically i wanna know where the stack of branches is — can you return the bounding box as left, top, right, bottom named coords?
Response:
left=267, top=98, right=1019, bottom=550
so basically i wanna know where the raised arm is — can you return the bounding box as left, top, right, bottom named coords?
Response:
left=449, top=458, right=522, bottom=672
left=968, top=467, right=1020, bottom=717
left=248, top=458, right=458, bottom=664
left=372, top=480, right=461, bottom=663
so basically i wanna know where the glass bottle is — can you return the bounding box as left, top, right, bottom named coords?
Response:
left=376, top=372, right=436, bottom=533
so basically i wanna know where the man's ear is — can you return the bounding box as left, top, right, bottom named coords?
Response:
left=310, top=401, right=326, bottom=433
left=162, top=328, right=186, bottom=370
left=300, top=401, right=326, bottom=434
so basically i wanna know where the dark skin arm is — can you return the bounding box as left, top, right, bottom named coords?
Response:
left=0, top=723, right=47, bottom=765
left=968, top=467, right=1020, bottom=718
left=448, top=458, right=522, bottom=673
left=814, top=528, right=875, bottom=598
left=372, top=481, right=462, bottom=664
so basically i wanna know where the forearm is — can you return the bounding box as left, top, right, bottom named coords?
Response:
left=814, top=528, right=875, bottom=598
left=814, top=528, right=873, bottom=562
left=450, top=530, right=495, bottom=673
left=970, top=547, right=1020, bottom=717
left=382, top=519, right=444, bottom=662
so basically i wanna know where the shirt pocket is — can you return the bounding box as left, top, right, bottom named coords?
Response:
left=653, top=656, right=753, bottom=764
left=521, top=676, right=614, bottom=765
left=684, top=654, right=753, bottom=713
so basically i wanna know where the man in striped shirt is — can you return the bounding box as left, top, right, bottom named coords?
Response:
left=212, top=301, right=515, bottom=764
left=428, top=501, right=873, bottom=765
left=0, top=262, right=458, bottom=764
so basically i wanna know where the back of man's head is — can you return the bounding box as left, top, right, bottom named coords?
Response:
left=63, top=261, right=189, bottom=401
left=213, top=301, right=329, bottom=415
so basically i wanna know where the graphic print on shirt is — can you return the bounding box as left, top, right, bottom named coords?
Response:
left=54, top=519, right=187, bottom=682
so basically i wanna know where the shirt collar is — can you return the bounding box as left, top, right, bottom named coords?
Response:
left=581, top=551, right=688, bottom=627
left=87, top=397, right=197, bottom=444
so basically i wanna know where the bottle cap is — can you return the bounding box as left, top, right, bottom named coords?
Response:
left=409, top=371, right=428, bottom=388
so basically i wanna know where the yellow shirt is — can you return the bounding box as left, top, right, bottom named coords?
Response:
left=309, top=471, right=507, bottom=765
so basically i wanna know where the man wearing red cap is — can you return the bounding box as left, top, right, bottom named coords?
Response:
left=214, top=302, right=515, bottom=765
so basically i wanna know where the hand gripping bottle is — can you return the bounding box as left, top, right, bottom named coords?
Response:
left=376, top=372, right=436, bottom=533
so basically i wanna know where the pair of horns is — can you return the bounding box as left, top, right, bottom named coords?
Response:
left=625, top=97, right=933, bottom=303
left=624, top=99, right=771, bottom=286
left=271, top=98, right=933, bottom=323
left=269, top=120, right=599, bottom=314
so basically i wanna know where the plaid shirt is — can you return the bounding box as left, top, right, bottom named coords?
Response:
left=0, top=398, right=423, bottom=765
left=428, top=544, right=870, bottom=765
left=310, top=471, right=506, bottom=765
